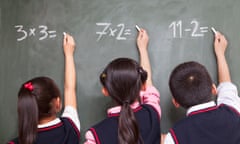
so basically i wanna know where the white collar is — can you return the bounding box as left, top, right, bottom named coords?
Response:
left=38, top=118, right=61, bottom=128
left=186, top=101, right=216, bottom=116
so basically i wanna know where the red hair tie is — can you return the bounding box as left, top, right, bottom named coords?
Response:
left=24, top=82, right=34, bottom=91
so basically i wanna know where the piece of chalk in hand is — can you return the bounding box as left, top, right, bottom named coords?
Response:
left=135, top=25, right=141, bottom=31
left=63, top=32, right=66, bottom=36
left=211, top=27, right=217, bottom=34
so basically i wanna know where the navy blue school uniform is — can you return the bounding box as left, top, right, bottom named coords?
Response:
left=8, top=117, right=80, bottom=144
left=166, top=82, right=240, bottom=144
left=170, top=104, right=240, bottom=144
left=85, top=86, right=161, bottom=144
left=90, top=104, right=161, bottom=144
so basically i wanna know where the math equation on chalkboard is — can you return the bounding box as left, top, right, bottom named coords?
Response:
left=96, top=23, right=131, bottom=41
left=14, top=25, right=57, bottom=41
left=169, top=20, right=210, bottom=38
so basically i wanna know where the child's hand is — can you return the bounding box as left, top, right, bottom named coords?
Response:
left=214, top=32, right=228, bottom=57
left=63, top=33, right=75, bottom=56
left=137, top=29, right=149, bottom=51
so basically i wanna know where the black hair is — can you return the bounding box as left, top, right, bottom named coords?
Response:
left=100, top=58, right=147, bottom=144
left=169, top=61, right=213, bottom=108
left=18, top=76, right=61, bottom=144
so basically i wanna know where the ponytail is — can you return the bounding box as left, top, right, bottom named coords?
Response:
left=18, top=83, right=38, bottom=144
left=118, top=102, right=142, bottom=144
left=17, top=77, right=61, bottom=144
left=100, top=58, right=147, bottom=144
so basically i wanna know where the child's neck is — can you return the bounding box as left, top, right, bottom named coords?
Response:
left=39, top=115, right=57, bottom=124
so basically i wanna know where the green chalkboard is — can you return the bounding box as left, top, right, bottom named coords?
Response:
left=1, top=0, right=240, bottom=143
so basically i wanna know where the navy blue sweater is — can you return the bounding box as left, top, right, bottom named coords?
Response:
left=90, top=104, right=161, bottom=144
left=170, top=104, right=240, bottom=144
left=8, top=117, right=80, bottom=144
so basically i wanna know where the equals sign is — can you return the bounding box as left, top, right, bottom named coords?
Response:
left=48, top=30, right=57, bottom=38
left=124, top=29, right=131, bottom=35
left=200, top=27, right=208, bottom=33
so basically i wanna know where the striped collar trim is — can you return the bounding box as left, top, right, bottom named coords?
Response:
left=187, top=101, right=217, bottom=116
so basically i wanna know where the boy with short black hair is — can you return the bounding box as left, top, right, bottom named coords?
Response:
left=164, top=32, right=240, bottom=144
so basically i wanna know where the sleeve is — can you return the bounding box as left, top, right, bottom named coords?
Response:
left=140, top=85, right=161, bottom=118
left=164, top=133, right=175, bottom=144
left=62, top=106, right=80, bottom=131
left=217, top=82, right=240, bottom=112
left=84, top=130, right=97, bottom=144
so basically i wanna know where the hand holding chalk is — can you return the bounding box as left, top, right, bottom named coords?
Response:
left=211, top=27, right=217, bottom=35
left=136, top=25, right=141, bottom=32
left=63, top=32, right=75, bottom=55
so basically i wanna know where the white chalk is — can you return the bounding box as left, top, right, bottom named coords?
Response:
left=135, top=25, right=141, bottom=31
left=63, top=32, right=66, bottom=36
left=211, top=27, right=217, bottom=35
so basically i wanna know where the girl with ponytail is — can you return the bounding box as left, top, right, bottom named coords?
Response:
left=8, top=34, right=80, bottom=144
left=85, top=29, right=161, bottom=144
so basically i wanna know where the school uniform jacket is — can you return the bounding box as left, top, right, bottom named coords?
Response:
left=90, top=104, right=161, bottom=144
left=165, top=82, right=240, bottom=144
left=8, top=117, right=80, bottom=144
left=170, top=104, right=240, bottom=144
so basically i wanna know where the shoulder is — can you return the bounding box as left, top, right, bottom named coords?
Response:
left=217, top=82, right=237, bottom=90
left=217, top=82, right=240, bottom=112
left=87, top=117, right=119, bottom=144
left=141, top=104, right=160, bottom=116
left=90, top=116, right=118, bottom=133
left=62, top=106, right=80, bottom=131
left=140, top=85, right=161, bottom=118
left=217, top=82, right=238, bottom=96
left=60, top=117, right=80, bottom=138
left=91, top=116, right=118, bottom=131
left=170, top=114, right=198, bottom=132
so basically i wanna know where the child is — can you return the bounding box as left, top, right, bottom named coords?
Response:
left=84, top=29, right=161, bottom=144
left=8, top=34, right=80, bottom=144
left=164, top=32, right=240, bottom=144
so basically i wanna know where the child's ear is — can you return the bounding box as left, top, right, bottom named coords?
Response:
left=212, top=84, right=217, bottom=96
left=172, top=98, right=180, bottom=108
left=141, top=83, right=147, bottom=91
left=54, top=97, right=62, bottom=113
left=102, top=87, right=109, bottom=97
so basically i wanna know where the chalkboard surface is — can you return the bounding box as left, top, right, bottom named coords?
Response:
left=1, top=0, right=240, bottom=143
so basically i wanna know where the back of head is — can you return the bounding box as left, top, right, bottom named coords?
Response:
left=100, top=58, right=147, bottom=104
left=169, top=61, right=213, bottom=108
left=18, top=76, right=60, bottom=144
left=100, top=58, right=147, bottom=144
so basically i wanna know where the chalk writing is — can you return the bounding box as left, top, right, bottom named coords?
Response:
left=169, top=20, right=209, bottom=38
left=96, top=23, right=131, bottom=41
left=14, top=25, right=57, bottom=41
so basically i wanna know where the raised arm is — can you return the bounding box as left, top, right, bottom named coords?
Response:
left=137, top=29, right=152, bottom=86
left=214, top=32, right=231, bottom=83
left=63, top=34, right=77, bottom=109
